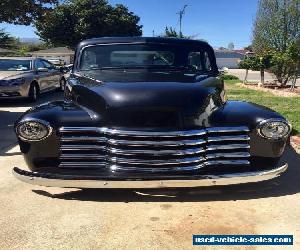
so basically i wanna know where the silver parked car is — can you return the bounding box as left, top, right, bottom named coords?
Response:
left=0, top=57, right=66, bottom=102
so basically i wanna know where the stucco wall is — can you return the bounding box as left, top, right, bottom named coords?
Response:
left=216, top=58, right=241, bottom=69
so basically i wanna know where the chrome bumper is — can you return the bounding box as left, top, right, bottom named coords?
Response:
left=12, top=164, right=288, bottom=188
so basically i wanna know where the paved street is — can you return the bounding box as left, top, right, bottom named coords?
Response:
left=228, top=69, right=300, bottom=86
left=0, top=93, right=300, bottom=250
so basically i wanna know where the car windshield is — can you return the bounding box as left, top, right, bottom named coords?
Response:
left=80, top=44, right=176, bottom=70
left=0, top=59, right=32, bottom=71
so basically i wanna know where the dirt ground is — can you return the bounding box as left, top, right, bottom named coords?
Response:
left=0, top=92, right=299, bottom=250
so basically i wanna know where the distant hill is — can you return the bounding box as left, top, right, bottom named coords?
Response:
left=19, top=38, right=41, bottom=44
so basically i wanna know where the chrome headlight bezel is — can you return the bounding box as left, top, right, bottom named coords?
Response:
left=15, top=118, right=52, bottom=142
left=257, top=118, right=291, bottom=140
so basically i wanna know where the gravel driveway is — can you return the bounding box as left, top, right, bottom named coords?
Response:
left=0, top=93, right=299, bottom=250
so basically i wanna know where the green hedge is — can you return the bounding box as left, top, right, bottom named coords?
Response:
left=220, top=74, right=239, bottom=80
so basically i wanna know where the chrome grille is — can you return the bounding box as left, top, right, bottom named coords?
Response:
left=59, top=126, right=250, bottom=172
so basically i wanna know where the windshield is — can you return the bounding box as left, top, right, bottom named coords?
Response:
left=0, top=59, right=32, bottom=71
left=80, top=44, right=175, bottom=70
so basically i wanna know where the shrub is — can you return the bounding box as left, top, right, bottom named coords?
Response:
left=220, top=74, right=239, bottom=80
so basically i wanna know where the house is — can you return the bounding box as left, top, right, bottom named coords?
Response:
left=214, top=50, right=246, bottom=69
left=29, top=47, right=75, bottom=64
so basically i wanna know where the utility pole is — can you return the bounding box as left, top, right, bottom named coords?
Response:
left=177, top=4, right=188, bottom=37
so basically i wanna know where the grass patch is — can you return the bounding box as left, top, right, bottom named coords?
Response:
left=224, top=80, right=300, bottom=135
left=223, top=79, right=241, bottom=84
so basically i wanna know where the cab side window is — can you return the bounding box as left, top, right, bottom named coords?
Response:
left=203, top=51, right=212, bottom=71
left=188, top=50, right=213, bottom=72
left=188, top=52, right=203, bottom=71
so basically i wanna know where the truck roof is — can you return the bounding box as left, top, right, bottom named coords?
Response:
left=77, top=37, right=211, bottom=49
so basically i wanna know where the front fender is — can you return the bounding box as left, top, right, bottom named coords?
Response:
left=15, top=101, right=102, bottom=171
left=209, top=101, right=288, bottom=158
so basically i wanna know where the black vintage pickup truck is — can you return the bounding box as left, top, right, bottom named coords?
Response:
left=13, top=37, right=291, bottom=188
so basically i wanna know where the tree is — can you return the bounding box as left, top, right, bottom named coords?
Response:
left=0, top=29, right=18, bottom=49
left=16, top=42, right=50, bottom=56
left=35, top=0, right=142, bottom=48
left=162, top=26, right=194, bottom=38
left=163, top=27, right=181, bottom=38
left=288, top=39, right=300, bottom=90
left=239, top=55, right=270, bottom=85
left=228, top=42, right=234, bottom=50
left=252, top=0, right=300, bottom=85
left=0, top=0, right=57, bottom=25
left=244, top=45, right=253, bottom=52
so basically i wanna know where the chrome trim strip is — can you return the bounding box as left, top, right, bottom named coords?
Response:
left=109, top=164, right=204, bottom=172
left=206, top=144, right=250, bottom=151
left=205, top=160, right=250, bottom=166
left=60, top=145, right=106, bottom=150
left=206, top=152, right=250, bottom=159
left=108, top=147, right=205, bottom=156
left=59, top=154, right=106, bottom=160
left=60, top=127, right=207, bottom=137
left=59, top=162, right=106, bottom=168
left=60, top=137, right=106, bottom=142
left=12, top=164, right=288, bottom=188
left=207, top=135, right=250, bottom=142
left=206, top=127, right=250, bottom=133
left=107, top=138, right=206, bottom=147
left=109, top=159, right=250, bottom=172
left=109, top=156, right=205, bottom=165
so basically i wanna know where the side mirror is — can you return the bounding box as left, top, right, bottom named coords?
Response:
left=37, top=67, right=48, bottom=72
left=59, top=67, right=66, bottom=73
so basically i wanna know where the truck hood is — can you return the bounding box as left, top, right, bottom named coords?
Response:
left=70, top=72, right=224, bottom=128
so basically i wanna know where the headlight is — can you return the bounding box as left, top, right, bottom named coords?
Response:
left=6, top=77, right=25, bottom=86
left=257, top=119, right=291, bottom=139
left=15, top=119, right=52, bottom=141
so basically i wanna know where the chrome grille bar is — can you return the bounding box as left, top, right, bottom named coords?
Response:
left=108, top=147, right=205, bottom=156
left=61, top=136, right=106, bottom=142
left=206, top=152, right=250, bottom=159
left=60, top=154, right=106, bottom=160
left=59, top=162, right=106, bottom=168
left=109, top=156, right=206, bottom=166
left=207, top=135, right=250, bottom=142
left=59, top=126, right=250, bottom=171
left=107, top=138, right=206, bottom=147
left=206, top=144, right=250, bottom=151
left=205, top=160, right=250, bottom=166
left=110, top=164, right=204, bottom=172
left=60, top=127, right=207, bottom=137
left=60, top=145, right=106, bottom=150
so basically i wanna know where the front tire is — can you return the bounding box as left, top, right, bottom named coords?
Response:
left=28, top=83, right=39, bottom=102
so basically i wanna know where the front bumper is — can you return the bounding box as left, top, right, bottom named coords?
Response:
left=12, top=163, right=288, bottom=188
left=0, top=85, right=27, bottom=98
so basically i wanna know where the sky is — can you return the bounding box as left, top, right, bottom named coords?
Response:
left=0, top=0, right=258, bottom=49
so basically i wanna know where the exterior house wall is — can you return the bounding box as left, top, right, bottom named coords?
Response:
left=31, top=54, right=73, bottom=64
left=214, top=50, right=245, bottom=69
left=29, top=47, right=75, bottom=65
left=216, top=58, right=241, bottom=69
